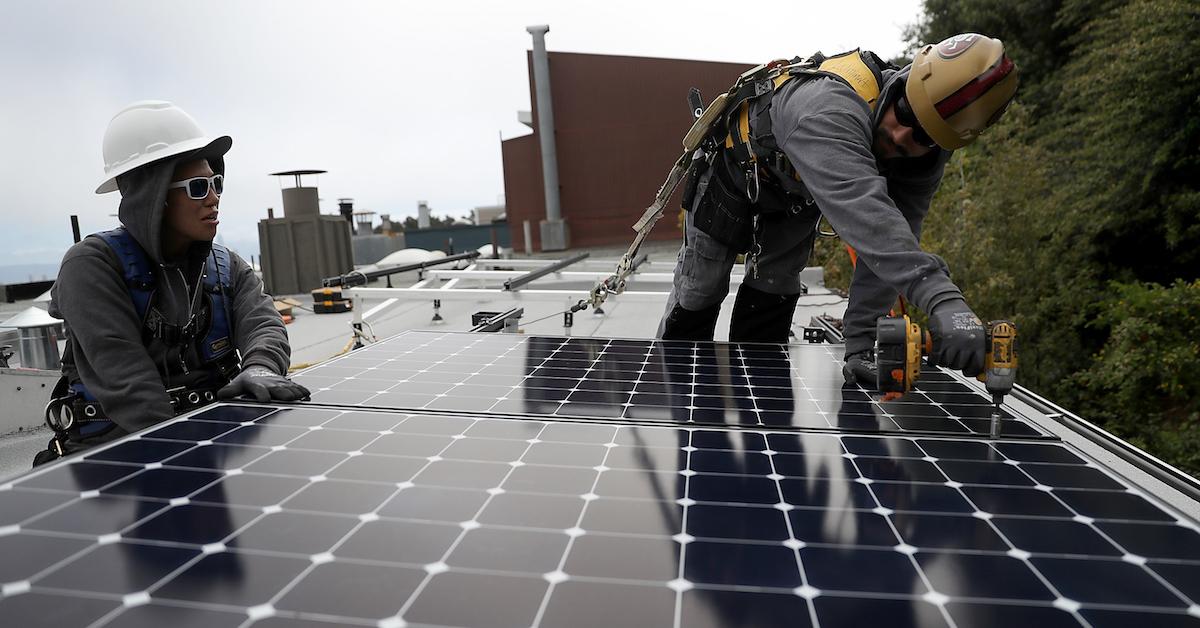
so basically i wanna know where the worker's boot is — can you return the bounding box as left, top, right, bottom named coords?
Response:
left=729, top=285, right=800, bottom=343
left=661, top=302, right=722, bottom=341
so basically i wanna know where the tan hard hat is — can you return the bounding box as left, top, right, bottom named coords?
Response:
left=905, top=34, right=1019, bottom=150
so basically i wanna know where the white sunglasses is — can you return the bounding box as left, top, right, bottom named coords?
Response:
left=168, top=174, right=224, bottom=199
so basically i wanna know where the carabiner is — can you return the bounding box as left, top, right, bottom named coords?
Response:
left=748, top=215, right=764, bottom=280
left=745, top=163, right=760, bottom=204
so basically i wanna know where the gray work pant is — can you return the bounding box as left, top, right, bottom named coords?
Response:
left=657, top=196, right=821, bottom=339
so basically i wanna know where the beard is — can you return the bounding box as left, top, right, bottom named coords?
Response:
left=873, top=126, right=900, bottom=160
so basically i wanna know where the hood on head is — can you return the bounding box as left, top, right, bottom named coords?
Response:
left=114, top=145, right=226, bottom=264
left=872, top=64, right=910, bottom=129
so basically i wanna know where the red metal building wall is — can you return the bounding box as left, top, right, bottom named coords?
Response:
left=502, top=52, right=751, bottom=252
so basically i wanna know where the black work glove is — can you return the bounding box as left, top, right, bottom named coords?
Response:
left=842, top=350, right=878, bottom=387
left=217, top=366, right=311, bottom=402
left=927, top=299, right=985, bottom=377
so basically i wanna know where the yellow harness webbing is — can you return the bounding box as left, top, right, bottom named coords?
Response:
left=723, top=49, right=883, bottom=160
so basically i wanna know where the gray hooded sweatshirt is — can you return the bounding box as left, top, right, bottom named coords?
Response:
left=49, top=154, right=290, bottom=441
left=768, top=65, right=961, bottom=356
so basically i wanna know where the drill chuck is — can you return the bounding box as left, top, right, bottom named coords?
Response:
left=979, top=320, right=1018, bottom=399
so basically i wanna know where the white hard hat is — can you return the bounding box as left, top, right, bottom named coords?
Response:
left=96, top=100, right=232, bottom=194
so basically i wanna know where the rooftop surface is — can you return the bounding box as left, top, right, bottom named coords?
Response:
left=5, top=249, right=1200, bottom=628
left=0, top=246, right=846, bottom=481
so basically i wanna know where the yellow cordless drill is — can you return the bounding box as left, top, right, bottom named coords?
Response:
left=875, top=315, right=1018, bottom=438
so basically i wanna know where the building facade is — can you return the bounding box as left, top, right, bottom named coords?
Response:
left=502, top=52, right=750, bottom=251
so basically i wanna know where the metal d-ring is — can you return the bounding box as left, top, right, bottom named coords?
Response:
left=44, top=397, right=75, bottom=431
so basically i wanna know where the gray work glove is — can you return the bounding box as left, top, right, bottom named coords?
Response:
left=217, top=366, right=311, bottom=402
left=927, top=299, right=986, bottom=377
left=842, top=350, right=878, bottom=388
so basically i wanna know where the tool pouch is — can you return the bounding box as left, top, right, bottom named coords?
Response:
left=688, top=164, right=754, bottom=253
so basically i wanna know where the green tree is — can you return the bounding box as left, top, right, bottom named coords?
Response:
left=1069, top=281, right=1200, bottom=473
left=902, top=0, right=1200, bottom=471
left=1044, top=0, right=1200, bottom=284
left=903, top=0, right=1069, bottom=114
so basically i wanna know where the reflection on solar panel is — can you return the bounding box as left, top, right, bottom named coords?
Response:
left=294, top=332, right=1047, bottom=438
left=1, top=331, right=1198, bottom=627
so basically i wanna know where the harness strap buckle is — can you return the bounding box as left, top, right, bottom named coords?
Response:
left=166, top=384, right=221, bottom=413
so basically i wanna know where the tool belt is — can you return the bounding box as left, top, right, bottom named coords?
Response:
left=36, top=377, right=223, bottom=466
left=684, top=149, right=819, bottom=253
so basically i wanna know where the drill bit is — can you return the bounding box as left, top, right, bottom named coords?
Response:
left=989, top=394, right=1003, bottom=439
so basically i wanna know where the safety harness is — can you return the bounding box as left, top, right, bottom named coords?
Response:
left=588, top=49, right=890, bottom=308
left=721, top=49, right=887, bottom=202
left=42, top=228, right=239, bottom=458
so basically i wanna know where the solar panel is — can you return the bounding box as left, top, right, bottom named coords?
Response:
left=293, top=331, right=1049, bottom=439
left=2, top=400, right=1198, bottom=627
left=3, top=331, right=1198, bottom=627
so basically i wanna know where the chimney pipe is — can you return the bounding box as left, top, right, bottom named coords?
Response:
left=338, top=198, right=355, bottom=234
left=418, top=201, right=431, bottom=229
left=526, top=25, right=562, bottom=225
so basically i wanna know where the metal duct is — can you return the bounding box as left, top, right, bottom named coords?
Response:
left=526, top=25, right=562, bottom=225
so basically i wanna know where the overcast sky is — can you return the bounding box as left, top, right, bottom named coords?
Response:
left=1, top=0, right=923, bottom=266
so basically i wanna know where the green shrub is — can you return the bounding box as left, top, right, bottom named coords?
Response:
left=1067, top=281, right=1200, bottom=473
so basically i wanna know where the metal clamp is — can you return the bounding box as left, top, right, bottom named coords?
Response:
left=802, top=327, right=827, bottom=343
left=588, top=280, right=610, bottom=309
